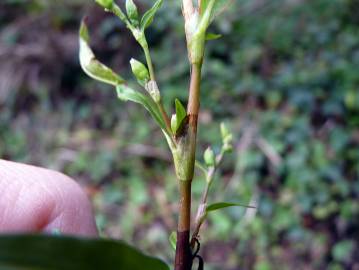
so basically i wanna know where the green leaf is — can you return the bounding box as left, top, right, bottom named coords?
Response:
left=95, top=0, right=113, bottom=9
left=205, top=33, right=222, bottom=41
left=0, top=234, right=169, bottom=270
left=175, top=99, right=187, bottom=124
left=111, top=3, right=131, bottom=25
left=169, top=232, right=177, bottom=251
left=126, top=0, right=139, bottom=26
left=116, top=85, right=167, bottom=132
left=79, top=19, right=90, bottom=42
left=171, top=99, right=187, bottom=135
left=130, top=58, right=150, bottom=86
left=200, top=0, right=233, bottom=24
left=140, top=0, right=163, bottom=31
left=79, top=20, right=125, bottom=86
left=206, top=202, right=256, bottom=212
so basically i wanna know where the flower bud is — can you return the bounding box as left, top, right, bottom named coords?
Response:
left=220, top=122, right=230, bottom=140
left=204, top=147, right=215, bottom=167
left=220, top=123, right=233, bottom=153
left=130, top=58, right=150, bottom=86
left=222, top=142, right=233, bottom=153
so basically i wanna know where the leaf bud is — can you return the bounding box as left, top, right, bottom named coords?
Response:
left=130, top=58, right=150, bottom=86
left=220, top=122, right=233, bottom=152
left=220, top=123, right=231, bottom=139
left=204, top=147, right=215, bottom=167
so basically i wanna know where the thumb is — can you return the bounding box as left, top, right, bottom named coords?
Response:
left=0, top=159, right=98, bottom=236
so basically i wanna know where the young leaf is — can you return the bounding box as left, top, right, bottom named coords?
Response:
left=79, top=20, right=125, bottom=86
left=171, top=99, right=187, bottom=134
left=205, top=33, right=222, bottom=41
left=130, top=58, right=150, bottom=86
left=169, top=232, right=177, bottom=251
left=200, top=0, right=233, bottom=24
left=206, top=202, right=256, bottom=213
left=175, top=99, right=186, bottom=123
left=126, top=0, right=139, bottom=26
left=116, top=85, right=168, bottom=133
left=95, top=0, right=113, bottom=9
left=140, top=0, right=163, bottom=31
left=110, top=3, right=132, bottom=26
left=0, top=234, right=170, bottom=270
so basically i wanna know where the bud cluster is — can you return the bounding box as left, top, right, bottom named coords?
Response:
left=220, top=123, right=233, bottom=153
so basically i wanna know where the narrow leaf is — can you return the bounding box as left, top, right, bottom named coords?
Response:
left=126, top=0, right=139, bottom=26
left=0, top=234, right=169, bottom=270
left=111, top=3, right=131, bottom=25
left=140, top=0, right=163, bottom=31
left=206, top=202, right=256, bottom=212
left=79, top=20, right=125, bottom=86
left=171, top=99, right=187, bottom=134
left=175, top=99, right=187, bottom=124
left=95, top=0, right=113, bottom=9
left=205, top=33, right=222, bottom=41
left=169, top=232, right=177, bottom=251
left=200, top=0, right=233, bottom=23
left=116, top=85, right=167, bottom=132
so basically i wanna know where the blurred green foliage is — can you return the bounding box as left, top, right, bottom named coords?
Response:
left=0, top=0, right=358, bottom=269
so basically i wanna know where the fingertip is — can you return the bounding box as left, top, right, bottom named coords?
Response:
left=0, top=160, right=98, bottom=236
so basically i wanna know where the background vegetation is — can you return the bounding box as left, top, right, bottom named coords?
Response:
left=1, top=0, right=358, bottom=269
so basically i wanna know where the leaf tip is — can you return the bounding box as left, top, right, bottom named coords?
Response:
left=79, top=18, right=90, bottom=42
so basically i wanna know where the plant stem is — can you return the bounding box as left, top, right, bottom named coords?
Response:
left=175, top=180, right=192, bottom=270
left=187, top=63, right=202, bottom=124
left=182, top=0, right=194, bottom=19
left=143, top=44, right=156, bottom=82
left=142, top=42, right=172, bottom=134
left=198, top=0, right=203, bottom=12
left=174, top=63, right=203, bottom=270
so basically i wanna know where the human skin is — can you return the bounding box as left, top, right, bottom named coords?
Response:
left=0, top=159, right=98, bottom=236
